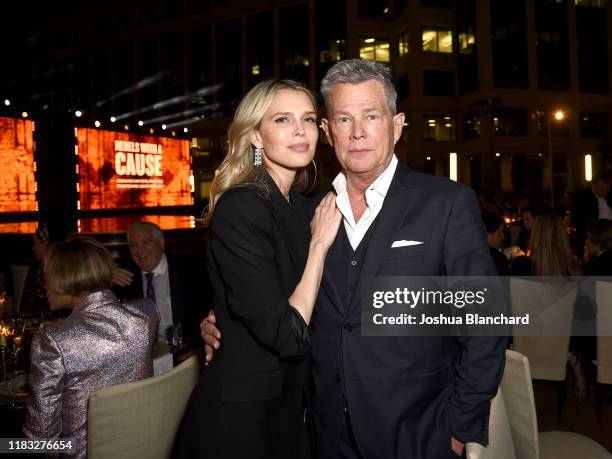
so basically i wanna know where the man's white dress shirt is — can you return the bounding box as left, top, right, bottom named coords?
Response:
left=332, top=155, right=398, bottom=250
left=596, top=195, right=612, bottom=221
left=141, top=254, right=173, bottom=341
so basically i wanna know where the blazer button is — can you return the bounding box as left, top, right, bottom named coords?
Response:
left=343, top=323, right=352, bottom=332
left=335, top=373, right=341, bottom=382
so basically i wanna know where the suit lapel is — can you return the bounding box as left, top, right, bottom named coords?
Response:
left=166, top=255, right=181, bottom=325
left=265, top=175, right=310, bottom=280
left=133, top=268, right=144, bottom=300
left=321, top=229, right=349, bottom=318
left=346, top=163, right=416, bottom=315
left=306, top=192, right=346, bottom=317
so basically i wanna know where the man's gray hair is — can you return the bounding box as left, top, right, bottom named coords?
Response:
left=320, top=59, right=397, bottom=116
left=127, top=221, right=164, bottom=241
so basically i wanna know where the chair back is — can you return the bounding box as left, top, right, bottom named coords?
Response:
left=466, top=388, right=517, bottom=459
left=500, top=349, right=540, bottom=459
left=510, top=278, right=578, bottom=381
left=9, top=264, right=28, bottom=312
left=596, top=281, right=612, bottom=384
left=87, top=355, right=200, bottom=459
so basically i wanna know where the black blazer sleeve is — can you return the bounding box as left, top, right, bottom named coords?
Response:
left=210, top=189, right=310, bottom=358
left=111, top=260, right=142, bottom=303
left=443, top=186, right=507, bottom=444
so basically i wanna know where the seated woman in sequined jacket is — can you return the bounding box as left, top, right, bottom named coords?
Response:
left=23, top=236, right=159, bottom=459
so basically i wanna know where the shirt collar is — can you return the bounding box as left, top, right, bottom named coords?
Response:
left=332, top=154, right=398, bottom=199
left=71, top=289, right=116, bottom=315
left=148, top=253, right=168, bottom=276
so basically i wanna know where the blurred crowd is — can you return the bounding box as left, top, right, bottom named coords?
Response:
left=479, top=171, right=612, bottom=401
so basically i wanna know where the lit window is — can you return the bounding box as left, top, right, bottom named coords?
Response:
left=319, top=39, right=346, bottom=63
left=580, top=112, right=607, bottom=138
left=397, top=32, right=409, bottom=57
left=422, top=30, right=438, bottom=52
left=360, top=37, right=390, bottom=62
left=251, top=65, right=260, bottom=76
left=401, top=116, right=411, bottom=140
left=464, top=112, right=481, bottom=140
left=492, top=110, right=527, bottom=137
left=424, top=114, right=456, bottom=141
left=458, top=29, right=475, bottom=55
left=422, top=28, right=453, bottom=53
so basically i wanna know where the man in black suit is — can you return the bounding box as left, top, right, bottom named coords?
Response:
left=310, top=59, right=505, bottom=459
left=582, top=219, right=612, bottom=276
left=573, top=172, right=612, bottom=255
left=112, top=221, right=209, bottom=343
left=482, top=211, right=510, bottom=276
left=203, top=59, right=506, bottom=458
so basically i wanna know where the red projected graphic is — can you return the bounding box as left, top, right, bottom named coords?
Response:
left=76, top=128, right=193, bottom=210
left=0, top=117, right=37, bottom=213
left=78, top=215, right=197, bottom=233
left=0, top=222, right=37, bottom=233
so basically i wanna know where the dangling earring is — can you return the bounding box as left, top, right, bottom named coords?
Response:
left=310, top=159, right=318, bottom=184
left=303, top=159, right=318, bottom=194
left=254, top=146, right=263, bottom=166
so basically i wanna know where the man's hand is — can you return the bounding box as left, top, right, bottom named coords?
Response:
left=200, top=310, right=221, bottom=366
left=112, top=267, right=134, bottom=287
left=451, top=437, right=465, bottom=457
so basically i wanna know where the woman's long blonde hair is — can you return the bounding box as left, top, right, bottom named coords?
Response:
left=205, top=79, right=317, bottom=222
left=529, top=214, right=580, bottom=276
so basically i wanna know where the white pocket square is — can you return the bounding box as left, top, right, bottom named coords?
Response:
left=391, top=240, right=424, bottom=248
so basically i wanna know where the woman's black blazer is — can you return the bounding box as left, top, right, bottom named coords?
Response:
left=173, top=175, right=313, bottom=459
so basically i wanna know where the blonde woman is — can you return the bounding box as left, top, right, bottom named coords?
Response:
left=23, top=237, right=158, bottom=458
left=173, top=80, right=341, bottom=459
left=510, top=215, right=587, bottom=398
left=511, top=214, right=580, bottom=276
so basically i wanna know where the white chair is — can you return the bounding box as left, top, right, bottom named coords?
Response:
left=502, top=350, right=610, bottom=459
left=595, top=281, right=612, bottom=422
left=509, top=278, right=578, bottom=423
left=501, top=350, right=541, bottom=459
left=88, top=355, right=200, bottom=459
left=466, top=388, right=517, bottom=459
left=9, top=264, right=28, bottom=312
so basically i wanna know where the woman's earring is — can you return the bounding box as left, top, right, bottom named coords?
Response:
left=254, top=146, right=263, bottom=166
left=310, top=159, right=318, bottom=184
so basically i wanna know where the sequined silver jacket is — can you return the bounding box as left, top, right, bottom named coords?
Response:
left=23, top=290, right=158, bottom=458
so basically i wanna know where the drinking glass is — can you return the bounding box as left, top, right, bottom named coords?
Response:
left=166, top=323, right=183, bottom=347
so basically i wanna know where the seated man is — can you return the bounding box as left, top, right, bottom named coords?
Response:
left=582, top=219, right=612, bottom=276
left=482, top=210, right=509, bottom=276
left=517, top=205, right=541, bottom=252
left=572, top=219, right=612, bottom=392
left=573, top=172, right=612, bottom=255
left=112, top=221, right=210, bottom=344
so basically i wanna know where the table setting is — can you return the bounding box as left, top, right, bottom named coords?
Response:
left=0, top=314, right=31, bottom=408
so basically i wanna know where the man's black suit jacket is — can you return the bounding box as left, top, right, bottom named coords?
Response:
left=573, top=187, right=612, bottom=250
left=582, top=250, right=612, bottom=276
left=113, top=252, right=210, bottom=342
left=309, top=163, right=507, bottom=459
